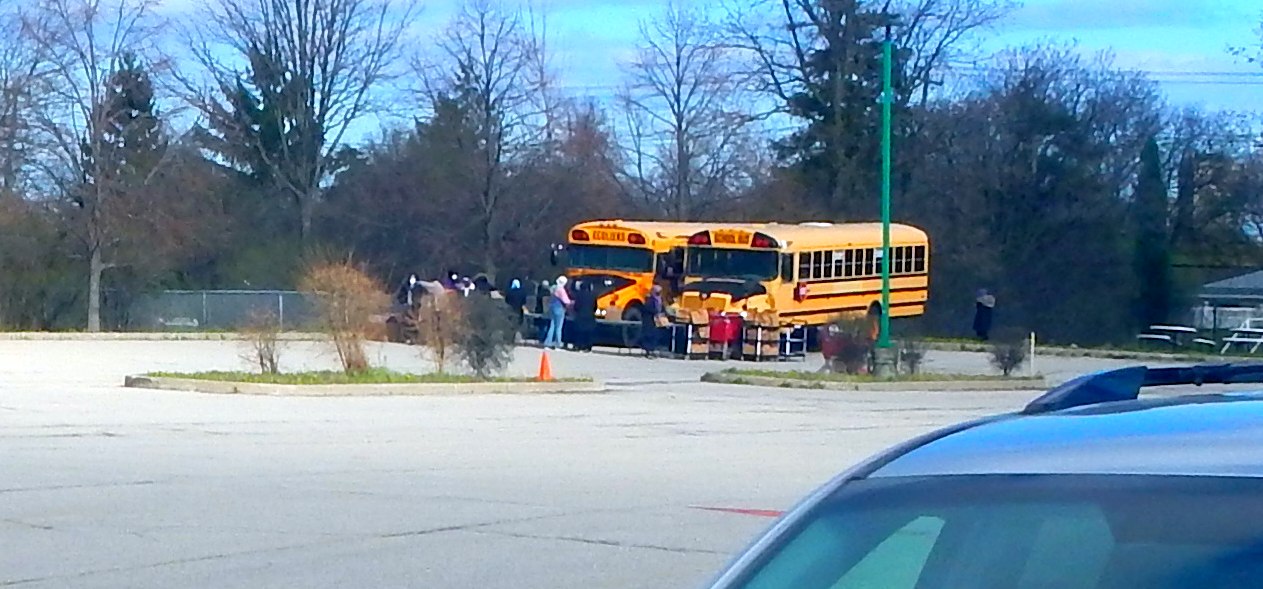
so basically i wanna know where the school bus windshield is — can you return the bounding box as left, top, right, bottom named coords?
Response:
left=688, top=248, right=778, bottom=281
left=568, top=244, right=654, bottom=273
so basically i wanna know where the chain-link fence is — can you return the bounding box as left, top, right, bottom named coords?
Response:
left=129, top=290, right=318, bottom=331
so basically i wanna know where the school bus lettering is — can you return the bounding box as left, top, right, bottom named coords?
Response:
left=713, top=230, right=751, bottom=245
left=592, top=229, right=628, bottom=242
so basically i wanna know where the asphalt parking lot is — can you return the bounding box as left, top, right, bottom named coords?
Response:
left=1, top=339, right=1149, bottom=588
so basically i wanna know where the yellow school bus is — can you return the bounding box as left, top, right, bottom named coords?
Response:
left=677, top=222, right=930, bottom=326
left=557, top=220, right=715, bottom=323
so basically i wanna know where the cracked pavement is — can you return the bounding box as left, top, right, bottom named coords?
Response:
left=0, top=340, right=1141, bottom=588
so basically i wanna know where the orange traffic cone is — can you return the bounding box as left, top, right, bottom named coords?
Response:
left=537, top=351, right=554, bottom=382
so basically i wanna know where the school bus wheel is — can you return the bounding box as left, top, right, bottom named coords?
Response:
left=623, top=303, right=644, bottom=325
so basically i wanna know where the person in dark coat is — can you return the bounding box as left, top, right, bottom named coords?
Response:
left=973, top=288, right=995, bottom=341
left=573, top=280, right=599, bottom=352
left=641, top=285, right=665, bottom=358
left=505, top=279, right=527, bottom=323
left=534, top=280, right=550, bottom=315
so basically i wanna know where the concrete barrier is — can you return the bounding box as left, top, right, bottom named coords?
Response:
left=921, top=340, right=1250, bottom=363
left=124, top=375, right=606, bottom=396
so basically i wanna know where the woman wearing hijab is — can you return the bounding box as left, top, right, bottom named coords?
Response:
left=573, top=280, right=599, bottom=352
left=505, top=279, right=527, bottom=324
left=544, top=276, right=572, bottom=349
left=534, top=280, right=550, bottom=315
left=973, top=288, right=996, bottom=341
left=641, top=285, right=665, bottom=357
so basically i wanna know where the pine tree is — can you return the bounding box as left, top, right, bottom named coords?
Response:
left=775, top=4, right=894, bottom=217
left=1133, top=136, right=1172, bottom=329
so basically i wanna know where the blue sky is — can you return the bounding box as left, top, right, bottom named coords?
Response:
left=159, top=0, right=1262, bottom=135
left=408, top=0, right=1262, bottom=113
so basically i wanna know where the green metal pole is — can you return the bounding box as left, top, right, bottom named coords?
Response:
left=878, top=29, right=893, bottom=349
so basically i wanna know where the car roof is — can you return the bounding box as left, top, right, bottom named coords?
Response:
left=869, top=393, right=1263, bottom=479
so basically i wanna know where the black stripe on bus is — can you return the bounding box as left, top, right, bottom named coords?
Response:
left=800, top=272, right=929, bottom=286
left=803, top=286, right=926, bottom=301
left=780, top=300, right=925, bottom=318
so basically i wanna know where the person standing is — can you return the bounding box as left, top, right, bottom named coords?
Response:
left=544, top=276, right=572, bottom=349
left=973, top=288, right=996, bottom=341
left=641, top=285, right=665, bottom=358
left=573, top=280, right=599, bottom=352
left=505, top=279, right=527, bottom=322
left=534, top=280, right=550, bottom=315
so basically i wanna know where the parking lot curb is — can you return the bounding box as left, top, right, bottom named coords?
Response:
left=702, top=372, right=1048, bottom=392
left=123, top=375, right=606, bottom=396
left=1, top=332, right=325, bottom=341
left=920, top=341, right=1251, bottom=362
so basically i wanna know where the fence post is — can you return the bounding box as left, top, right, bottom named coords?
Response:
left=278, top=292, right=285, bottom=331
left=1029, top=331, right=1036, bottom=377
left=202, top=291, right=208, bottom=329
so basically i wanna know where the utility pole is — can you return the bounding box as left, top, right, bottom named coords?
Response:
left=874, top=22, right=896, bottom=377
left=879, top=24, right=893, bottom=349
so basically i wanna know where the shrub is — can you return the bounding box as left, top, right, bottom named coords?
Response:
left=454, top=294, right=517, bottom=378
left=240, top=309, right=283, bottom=375
left=823, top=317, right=874, bottom=374
left=414, top=293, right=464, bottom=373
left=898, top=339, right=926, bottom=375
left=299, top=261, right=388, bottom=375
left=990, top=331, right=1029, bottom=376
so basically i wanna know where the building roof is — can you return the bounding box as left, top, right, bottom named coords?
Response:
left=869, top=394, right=1263, bottom=479
left=1201, top=269, right=1263, bottom=304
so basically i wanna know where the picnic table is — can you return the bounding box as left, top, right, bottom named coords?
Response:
left=1137, top=325, right=1215, bottom=350
left=1222, top=327, right=1263, bottom=354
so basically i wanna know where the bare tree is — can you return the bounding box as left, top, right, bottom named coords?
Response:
left=0, top=0, right=51, bottom=198
left=615, top=2, right=757, bottom=220
left=416, top=0, right=547, bottom=275
left=21, top=0, right=167, bottom=331
left=182, top=0, right=418, bottom=242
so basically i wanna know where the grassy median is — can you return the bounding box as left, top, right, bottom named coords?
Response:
left=149, top=368, right=586, bottom=385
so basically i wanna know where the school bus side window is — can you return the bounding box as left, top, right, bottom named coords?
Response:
left=798, top=254, right=811, bottom=281
left=914, top=246, right=927, bottom=273
left=782, top=254, right=796, bottom=282
left=811, top=251, right=825, bottom=280
left=823, top=251, right=835, bottom=279
left=833, top=251, right=846, bottom=278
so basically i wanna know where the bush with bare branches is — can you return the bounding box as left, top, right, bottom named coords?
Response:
left=899, top=339, right=927, bottom=375
left=240, top=309, right=282, bottom=374
left=990, top=330, right=1029, bottom=377
left=822, top=317, right=874, bottom=374
left=299, top=261, right=388, bottom=375
left=414, top=293, right=464, bottom=373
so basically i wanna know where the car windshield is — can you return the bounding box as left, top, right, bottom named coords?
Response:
left=733, top=474, right=1263, bottom=589
left=688, top=248, right=779, bottom=281
left=567, top=244, right=654, bottom=273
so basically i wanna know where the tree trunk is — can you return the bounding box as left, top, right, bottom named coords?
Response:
left=87, top=247, right=104, bottom=332
left=300, top=196, right=315, bottom=243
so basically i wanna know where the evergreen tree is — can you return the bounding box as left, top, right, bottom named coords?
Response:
left=1133, top=136, right=1173, bottom=328
left=83, top=53, right=164, bottom=190
left=774, top=5, right=896, bottom=217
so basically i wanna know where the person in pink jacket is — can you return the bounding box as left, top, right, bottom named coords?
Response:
left=544, top=276, right=572, bottom=349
